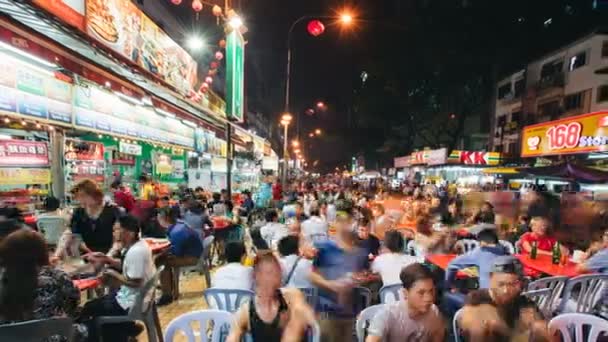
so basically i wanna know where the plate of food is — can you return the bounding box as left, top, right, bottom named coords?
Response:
left=87, top=0, right=122, bottom=46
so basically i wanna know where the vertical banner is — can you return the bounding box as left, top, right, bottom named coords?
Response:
left=226, top=30, right=245, bottom=123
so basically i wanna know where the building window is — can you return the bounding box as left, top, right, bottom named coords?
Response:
left=541, top=60, right=563, bottom=78
left=569, top=51, right=587, bottom=71
left=497, top=83, right=511, bottom=99
left=564, top=92, right=583, bottom=110
left=602, top=41, right=608, bottom=58
left=511, top=111, right=522, bottom=124
left=538, top=100, right=561, bottom=117
left=514, top=79, right=525, bottom=97
left=507, top=143, right=516, bottom=154
left=598, top=85, right=608, bottom=103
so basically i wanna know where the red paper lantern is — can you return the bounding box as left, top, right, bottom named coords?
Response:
left=210, top=61, right=219, bottom=69
left=171, top=0, right=182, bottom=5
left=212, top=5, right=222, bottom=17
left=205, top=76, right=213, bottom=84
left=215, top=51, right=224, bottom=60
left=192, top=0, right=203, bottom=12
left=219, top=39, right=226, bottom=48
left=307, top=20, right=325, bottom=37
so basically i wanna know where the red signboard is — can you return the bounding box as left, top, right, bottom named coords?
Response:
left=0, top=139, right=49, bottom=167
left=64, top=139, right=104, bottom=161
left=32, top=0, right=86, bottom=31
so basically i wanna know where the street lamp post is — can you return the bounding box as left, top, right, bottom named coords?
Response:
left=280, top=114, right=293, bottom=189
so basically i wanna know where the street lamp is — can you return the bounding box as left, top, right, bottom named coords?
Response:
left=284, top=11, right=354, bottom=139
left=280, top=113, right=292, bottom=188
left=314, top=128, right=322, bottom=136
left=292, top=140, right=300, bottom=147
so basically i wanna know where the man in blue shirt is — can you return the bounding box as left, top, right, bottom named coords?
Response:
left=442, top=229, right=508, bottom=317
left=156, top=207, right=203, bottom=305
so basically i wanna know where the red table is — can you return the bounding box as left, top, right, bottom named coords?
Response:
left=425, top=254, right=475, bottom=278
left=73, top=277, right=101, bottom=291
left=516, top=254, right=581, bottom=277
left=144, top=238, right=171, bottom=253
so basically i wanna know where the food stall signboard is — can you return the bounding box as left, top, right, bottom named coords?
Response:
left=410, top=148, right=447, bottom=166
left=226, top=30, right=245, bottom=122
left=0, top=168, right=51, bottom=185
left=32, top=0, right=86, bottom=31
left=394, top=156, right=411, bottom=168
left=448, top=151, right=502, bottom=165
left=0, top=140, right=49, bottom=167
left=521, top=111, right=608, bottom=157
left=85, top=0, right=197, bottom=94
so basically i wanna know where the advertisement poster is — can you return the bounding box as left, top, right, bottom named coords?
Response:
left=521, top=111, right=608, bottom=157
left=111, top=150, right=136, bottom=166
left=65, top=139, right=104, bottom=161
left=0, top=168, right=51, bottom=185
left=410, top=148, right=447, bottom=166
left=33, top=0, right=85, bottom=31
left=85, top=0, right=197, bottom=94
left=226, top=30, right=245, bottom=122
left=0, top=57, right=72, bottom=124
left=0, top=139, right=49, bottom=167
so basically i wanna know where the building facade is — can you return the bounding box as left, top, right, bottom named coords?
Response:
left=491, top=30, right=608, bottom=157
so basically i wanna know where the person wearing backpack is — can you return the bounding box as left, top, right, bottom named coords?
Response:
left=278, top=235, right=312, bottom=288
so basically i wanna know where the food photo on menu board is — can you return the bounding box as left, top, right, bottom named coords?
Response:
left=85, top=0, right=197, bottom=93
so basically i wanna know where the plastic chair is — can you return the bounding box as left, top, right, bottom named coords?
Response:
left=455, top=239, right=479, bottom=254
left=179, top=235, right=215, bottom=288
left=453, top=308, right=464, bottom=342
left=203, top=288, right=254, bottom=313
left=549, top=313, right=608, bottom=342
left=355, top=304, right=385, bottom=342
left=526, top=276, right=569, bottom=317
left=558, top=274, right=608, bottom=314
left=97, top=268, right=163, bottom=341
left=523, top=288, right=552, bottom=318
left=406, top=239, right=422, bottom=256
left=307, top=320, right=321, bottom=342
left=498, top=240, right=515, bottom=255
left=379, top=284, right=403, bottom=304
left=298, top=287, right=319, bottom=309
left=37, top=216, right=65, bottom=245
left=164, top=309, right=234, bottom=342
left=0, top=317, right=74, bottom=342
left=95, top=265, right=164, bottom=342
left=308, top=233, right=328, bottom=244
left=354, top=286, right=372, bottom=315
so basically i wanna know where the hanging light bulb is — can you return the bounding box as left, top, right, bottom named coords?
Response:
left=3, top=117, right=10, bottom=123
left=48, top=125, right=54, bottom=131
left=171, top=0, right=182, bottom=4
left=21, top=119, right=27, bottom=126
left=36, top=122, right=41, bottom=129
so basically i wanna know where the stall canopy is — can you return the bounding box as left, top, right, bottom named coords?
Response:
left=520, top=163, right=608, bottom=183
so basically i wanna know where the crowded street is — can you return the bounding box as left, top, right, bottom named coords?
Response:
left=1, top=0, right=608, bottom=342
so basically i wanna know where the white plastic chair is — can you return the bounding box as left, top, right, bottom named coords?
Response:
left=406, top=240, right=422, bottom=256
left=455, top=239, right=479, bottom=254
left=558, top=274, right=608, bottom=314
left=379, top=284, right=403, bottom=304
left=164, top=309, right=233, bottom=342
left=355, top=304, right=385, bottom=342
left=526, top=276, right=569, bottom=317
left=37, top=216, right=65, bottom=245
left=498, top=240, right=515, bottom=255
left=549, top=313, right=608, bottom=342
left=453, top=308, right=464, bottom=342
left=203, top=288, right=254, bottom=313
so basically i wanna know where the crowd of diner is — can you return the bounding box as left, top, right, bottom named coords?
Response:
left=0, top=175, right=607, bottom=341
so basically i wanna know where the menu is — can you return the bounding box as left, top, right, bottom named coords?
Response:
left=73, top=83, right=195, bottom=148
left=0, top=55, right=72, bottom=124
left=195, top=128, right=228, bottom=157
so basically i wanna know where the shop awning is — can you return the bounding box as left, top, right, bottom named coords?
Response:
left=520, top=163, right=608, bottom=183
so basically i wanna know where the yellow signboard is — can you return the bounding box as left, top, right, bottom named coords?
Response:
left=0, top=168, right=50, bottom=185
left=521, top=111, right=608, bottom=157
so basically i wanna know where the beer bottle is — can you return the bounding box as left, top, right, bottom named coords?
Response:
left=552, top=242, right=561, bottom=265
left=531, top=241, right=538, bottom=259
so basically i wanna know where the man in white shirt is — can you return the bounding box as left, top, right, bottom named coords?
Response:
left=211, top=241, right=253, bottom=290
left=260, top=209, right=289, bottom=247
left=301, top=207, right=328, bottom=242
left=79, top=215, right=156, bottom=341
left=278, top=235, right=313, bottom=288
left=372, top=230, right=422, bottom=286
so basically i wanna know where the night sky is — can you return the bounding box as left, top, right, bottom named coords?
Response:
left=167, top=0, right=608, bottom=173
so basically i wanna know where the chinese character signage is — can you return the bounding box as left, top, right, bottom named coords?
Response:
left=448, top=151, right=502, bottom=165
left=226, top=30, right=245, bottom=122
left=410, top=148, right=447, bottom=166
left=85, top=0, right=197, bottom=94
left=521, top=111, right=608, bottom=157
left=0, top=140, right=49, bottom=167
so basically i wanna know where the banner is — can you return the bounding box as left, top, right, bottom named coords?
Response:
left=119, top=141, right=142, bottom=156
left=226, top=30, right=245, bottom=122
left=448, top=150, right=502, bottom=165
left=410, top=148, right=447, bottom=166
left=64, top=139, right=104, bottom=161
left=33, top=0, right=86, bottom=31
left=0, top=139, right=49, bottom=167
left=111, top=150, right=136, bottom=165
left=521, top=111, right=608, bottom=157
left=0, top=168, right=51, bottom=185
left=394, top=156, right=411, bottom=168
left=85, top=0, right=197, bottom=94
left=0, top=53, right=72, bottom=124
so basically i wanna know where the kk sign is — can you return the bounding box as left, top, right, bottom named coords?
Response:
left=226, top=30, right=245, bottom=123
left=448, top=150, right=502, bottom=165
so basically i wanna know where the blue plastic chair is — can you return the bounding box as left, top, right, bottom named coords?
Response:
left=203, top=288, right=254, bottom=313
left=355, top=304, right=385, bottom=342
left=453, top=308, right=464, bottom=342
left=549, top=313, right=608, bottom=342
left=558, top=274, right=608, bottom=314
left=379, top=284, right=403, bottom=304
left=0, top=317, right=74, bottom=342
left=526, top=276, right=569, bottom=317
left=455, top=239, right=479, bottom=254
left=298, top=287, right=319, bottom=309
left=164, top=310, right=234, bottom=342
left=498, top=240, right=515, bottom=255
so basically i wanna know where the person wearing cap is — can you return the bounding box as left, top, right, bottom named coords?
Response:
left=442, top=229, right=509, bottom=317
left=79, top=215, right=156, bottom=341
left=459, top=256, right=550, bottom=341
